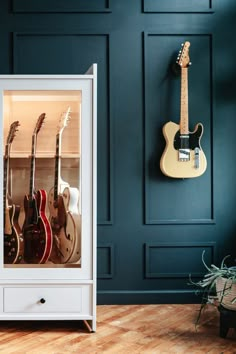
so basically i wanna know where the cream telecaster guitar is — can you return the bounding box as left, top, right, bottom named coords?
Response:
left=48, top=107, right=81, bottom=264
left=160, top=41, right=207, bottom=178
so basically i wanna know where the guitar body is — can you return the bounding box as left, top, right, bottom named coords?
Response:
left=4, top=204, right=24, bottom=264
left=48, top=186, right=81, bottom=264
left=61, top=186, right=81, bottom=263
left=23, top=190, right=52, bottom=264
left=160, top=121, right=207, bottom=178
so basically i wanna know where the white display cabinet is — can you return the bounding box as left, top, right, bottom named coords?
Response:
left=0, top=64, right=97, bottom=332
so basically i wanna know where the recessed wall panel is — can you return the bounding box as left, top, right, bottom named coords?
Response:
left=143, top=0, right=213, bottom=13
left=97, top=244, right=114, bottom=279
left=144, top=33, right=213, bottom=224
left=12, top=0, right=111, bottom=13
left=145, top=242, right=215, bottom=278
left=13, top=33, right=112, bottom=225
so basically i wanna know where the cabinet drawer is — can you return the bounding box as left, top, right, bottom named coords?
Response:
left=3, top=286, right=91, bottom=313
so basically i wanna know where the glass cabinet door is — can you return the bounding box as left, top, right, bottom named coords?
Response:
left=0, top=70, right=96, bottom=332
left=0, top=79, right=94, bottom=274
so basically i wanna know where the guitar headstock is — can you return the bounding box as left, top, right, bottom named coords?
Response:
left=176, top=41, right=191, bottom=68
left=58, top=106, right=71, bottom=134
left=34, top=113, right=46, bottom=135
left=7, top=121, right=20, bottom=145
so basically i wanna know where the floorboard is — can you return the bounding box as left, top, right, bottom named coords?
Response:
left=0, top=304, right=235, bottom=353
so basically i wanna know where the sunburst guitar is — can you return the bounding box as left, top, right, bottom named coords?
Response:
left=160, top=41, right=207, bottom=178
left=4, top=121, right=24, bottom=264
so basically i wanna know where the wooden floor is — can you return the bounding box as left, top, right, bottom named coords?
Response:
left=0, top=304, right=235, bottom=353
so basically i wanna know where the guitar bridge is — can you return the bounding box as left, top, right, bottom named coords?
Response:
left=178, top=149, right=190, bottom=161
left=194, top=147, right=200, bottom=169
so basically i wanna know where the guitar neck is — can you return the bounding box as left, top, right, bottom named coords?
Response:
left=29, top=134, right=37, bottom=198
left=54, top=133, right=61, bottom=201
left=4, top=145, right=10, bottom=210
left=180, top=67, right=189, bottom=135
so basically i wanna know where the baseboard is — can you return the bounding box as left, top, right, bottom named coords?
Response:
left=97, top=290, right=201, bottom=305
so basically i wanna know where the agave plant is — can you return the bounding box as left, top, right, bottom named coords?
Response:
left=189, top=250, right=236, bottom=325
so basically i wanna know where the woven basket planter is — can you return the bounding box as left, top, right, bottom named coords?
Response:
left=216, top=277, right=236, bottom=310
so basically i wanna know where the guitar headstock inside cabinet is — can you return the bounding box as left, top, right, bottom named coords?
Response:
left=0, top=65, right=97, bottom=331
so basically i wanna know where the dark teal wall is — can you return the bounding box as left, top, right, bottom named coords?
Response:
left=1, top=0, right=236, bottom=304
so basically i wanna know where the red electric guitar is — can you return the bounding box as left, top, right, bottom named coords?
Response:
left=48, top=107, right=81, bottom=264
left=22, top=113, right=53, bottom=264
left=4, top=121, right=24, bottom=264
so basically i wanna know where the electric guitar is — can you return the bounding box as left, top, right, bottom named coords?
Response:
left=48, top=107, right=81, bottom=264
left=22, top=113, right=53, bottom=263
left=160, top=41, right=207, bottom=178
left=4, top=121, right=24, bottom=264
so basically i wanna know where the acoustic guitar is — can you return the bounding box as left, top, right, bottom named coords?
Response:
left=48, top=107, right=81, bottom=264
left=22, top=113, right=53, bottom=263
left=160, top=41, right=207, bottom=178
left=4, top=121, right=24, bottom=264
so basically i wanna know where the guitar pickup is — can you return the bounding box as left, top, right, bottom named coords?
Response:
left=194, top=147, right=200, bottom=169
left=178, top=149, right=190, bottom=161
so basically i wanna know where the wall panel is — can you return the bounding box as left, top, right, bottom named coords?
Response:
left=13, top=32, right=113, bottom=224
left=12, top=0, right=111, bottom=13
left=97, top=244, right=114, bottom=279
left=143, top=0, right=214, bottom=13
left=144, top=33, right=214, bottom=224
left=145, top=242, right=215, bottom=278
left=0, top=0, right=235, bottom=305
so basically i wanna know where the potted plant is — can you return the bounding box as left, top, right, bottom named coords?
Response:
left=189, top=251, right=236, bottom=324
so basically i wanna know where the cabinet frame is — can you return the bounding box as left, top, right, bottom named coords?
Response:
left=0, top=64, right=97, bottom=331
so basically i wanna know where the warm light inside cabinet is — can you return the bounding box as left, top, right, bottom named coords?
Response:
left=3, top=90, right=82, bottom=268
left=3, top=90, right=81, bottom=157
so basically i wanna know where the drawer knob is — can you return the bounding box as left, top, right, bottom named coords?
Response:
left=40, top=298, right=46, bottom=304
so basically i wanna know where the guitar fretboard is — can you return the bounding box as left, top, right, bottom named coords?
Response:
left=180, top=67, right=189, bottom=135
left=29, top=134, right=36, bottom=198
left=3, top=146, right=10, bottom=212
left=54, top=134, right=61, bottom=201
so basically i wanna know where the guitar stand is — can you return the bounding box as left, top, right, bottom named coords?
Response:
left=218, top=305, right=236, bottom=338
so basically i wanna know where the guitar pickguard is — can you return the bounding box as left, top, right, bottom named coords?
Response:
left=4, top=205, right=24, bottom=264
left=174, top=124, right=203, bottom=150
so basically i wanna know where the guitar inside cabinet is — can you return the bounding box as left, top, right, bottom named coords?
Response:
left=3, top=90, right=82, bottom=268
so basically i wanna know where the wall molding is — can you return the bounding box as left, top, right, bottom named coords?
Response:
left=144, top=242, right=216, bottom=279
left=143, top=32, right=214, bottom=225
left=97, top=243, right=115, bottom=279
left=142, top=0, right=214, bottom=13
left=12, top=32, right=113, bottom=225
left=97, top=289, right=201, bottom=304
left=12, top=0, right=112, bottom=13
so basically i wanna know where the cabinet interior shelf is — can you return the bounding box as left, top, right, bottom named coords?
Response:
left=10, top=153, right=80, bottom=158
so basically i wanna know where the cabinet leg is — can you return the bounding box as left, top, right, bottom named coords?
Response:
left=83, top=320, right=95, bottom=333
